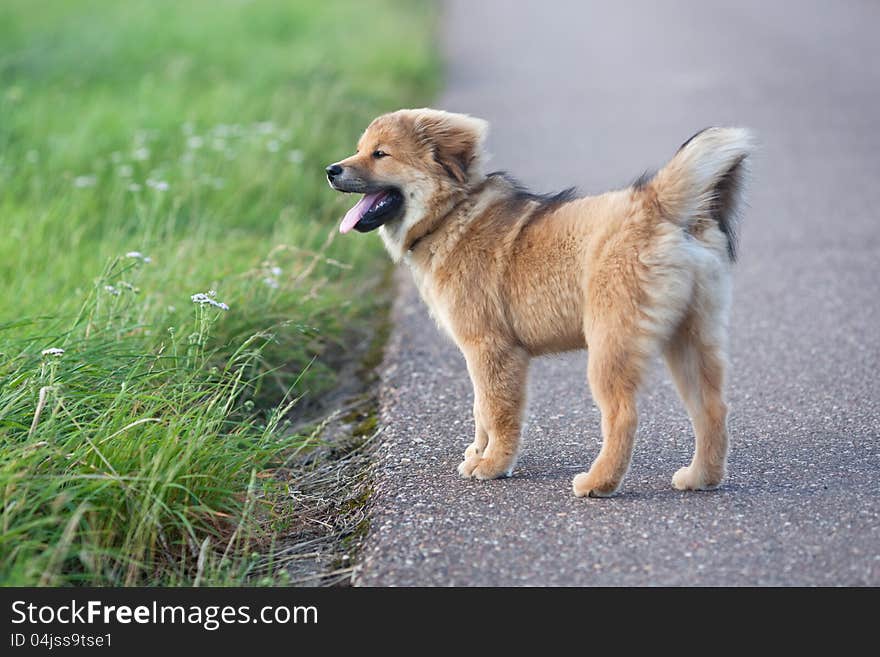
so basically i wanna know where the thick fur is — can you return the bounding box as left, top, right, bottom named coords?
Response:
left=328, top=109, right=753, bottom=496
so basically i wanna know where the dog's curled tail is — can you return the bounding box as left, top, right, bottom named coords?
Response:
left=649, top=127, right=754, bottom=261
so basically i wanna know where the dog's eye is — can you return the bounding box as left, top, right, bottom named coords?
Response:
left=372, top=150, right=388, bottom=159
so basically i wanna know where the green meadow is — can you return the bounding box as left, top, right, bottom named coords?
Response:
left=0, top=0, right=437, bottom=585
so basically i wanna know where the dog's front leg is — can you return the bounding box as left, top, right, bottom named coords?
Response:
left=462, top=399, right=489, bottom=462
left=457, top=341, right=529, bottom=480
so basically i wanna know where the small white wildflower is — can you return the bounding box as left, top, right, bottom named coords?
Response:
left=255, top=121, right=275, bottom=135
left=117, top=164, right=133, bottom=177
left=167, top=305, right=176, bottom=313
left=41, top=347, right=65, bottom=357
left=133, top=147, right=150, bottom=161
left=191, top=292, right=229, bottom=311
left=143, top=256, right=152, bottom=263
left=287, top=149, right=304, bottom=163
left=104, top=285, right=120, bottom=296
left=74, top=175, right=96, bottom=188
left=267, top=139, right=280, bottom=153
left=134, top=129, right=155, bottom=144
left=146, top=178, right=169, bottom=191
left=126, top=251, right=143, bottom=259
left=270, top=266, right=282, bottom=277
left=127, top=183, right=142, bottom=192
left=263, top=277, right=279, bottom=289
left=187, top=136, right=203, bottom=149
left=26, top=150, right=39, bottom=163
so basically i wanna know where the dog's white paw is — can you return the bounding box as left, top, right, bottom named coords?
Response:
left=458, top=453, right=514, bottom=480
left=457, top=455, right=481, bottom=478
left=672, top=465, right=722, bottom=491
left=572, top=471, right=620, bottom=498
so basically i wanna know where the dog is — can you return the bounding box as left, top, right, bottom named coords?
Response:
left=326, top=108, right=752, bottom=497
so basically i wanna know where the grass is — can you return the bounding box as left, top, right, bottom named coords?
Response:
left=0, top=0, right=438, bottom=586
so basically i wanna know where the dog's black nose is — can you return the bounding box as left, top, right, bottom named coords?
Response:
left=326, top=164, right=343, bottom=180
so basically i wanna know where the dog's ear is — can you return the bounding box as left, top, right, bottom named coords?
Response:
left=413, top=110, right=489, bottom=184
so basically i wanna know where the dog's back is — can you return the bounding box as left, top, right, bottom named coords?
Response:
left=426, top=127, right=754, bottom=359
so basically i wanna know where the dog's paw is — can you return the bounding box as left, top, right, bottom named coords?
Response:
left=572, top=471, right=620, bottom=498
left=457, top=454, right=481, bottom=478
left=463, top=441, right=484, bottom=461
left=472, top=458, right=513, bottom=480
left=458, top=453, right=514, bottom=480
left=672, top=465, right=723, bottom=491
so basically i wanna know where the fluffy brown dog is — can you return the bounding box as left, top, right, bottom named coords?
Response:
left=326, top=109, right=752, bottom=497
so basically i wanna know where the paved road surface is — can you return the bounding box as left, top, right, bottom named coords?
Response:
left=354, top=0, right=880, bottom=585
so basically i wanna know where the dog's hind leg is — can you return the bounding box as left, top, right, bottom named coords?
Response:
left=572, top=331, right=650, bottom=497
left=458, top=342, right=529, bottom=480
left=664, top=308, right=730, bottom=490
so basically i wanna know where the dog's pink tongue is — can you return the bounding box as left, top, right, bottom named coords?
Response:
left=340, top=192, right=382, bottom=234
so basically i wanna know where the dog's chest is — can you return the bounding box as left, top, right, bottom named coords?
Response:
left=406, top=261, right=459, bottom=341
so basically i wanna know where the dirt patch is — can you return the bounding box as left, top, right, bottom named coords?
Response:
left=255, top=276, right=392, bottom=586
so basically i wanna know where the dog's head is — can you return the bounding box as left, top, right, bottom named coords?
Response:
left=326, top=108, right=488, bottom=255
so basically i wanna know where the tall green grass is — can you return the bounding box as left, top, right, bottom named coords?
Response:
left=0, top=0, right=438, bottom=585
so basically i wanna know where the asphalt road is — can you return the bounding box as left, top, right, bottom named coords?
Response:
left=353, top=0, right=880, bottom=585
